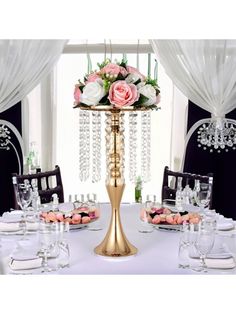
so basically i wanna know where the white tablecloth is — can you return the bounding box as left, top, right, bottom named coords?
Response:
left=1, top=203, right=236, bottom=275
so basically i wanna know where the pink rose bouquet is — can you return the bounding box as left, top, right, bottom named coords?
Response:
left=73, top=59, right=160, bottom=109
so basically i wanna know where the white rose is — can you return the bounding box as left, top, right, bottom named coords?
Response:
left=125, top=73, right=142, bottom=84
left=81, top=81, right=105, bottom=106
left=138, top=84, right=157, bottom=106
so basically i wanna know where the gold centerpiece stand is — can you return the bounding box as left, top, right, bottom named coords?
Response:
left=75, top=104, right=150, bottom=257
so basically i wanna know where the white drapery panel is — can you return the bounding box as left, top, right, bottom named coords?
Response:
left=0, top=40, right=67, bottom=113
left=150, top=40, right=236, bottom=118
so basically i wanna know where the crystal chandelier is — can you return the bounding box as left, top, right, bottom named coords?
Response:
left=197, top=117, right=236, bottom=153
left=0, top=124, right=11, bottom=150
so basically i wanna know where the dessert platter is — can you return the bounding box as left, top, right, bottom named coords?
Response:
left=140, top=205, right=201, bottom=231
left=40, top=204, right=100, bottom=230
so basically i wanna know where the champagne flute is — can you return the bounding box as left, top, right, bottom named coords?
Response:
left=87, top=193, right=102, bottom=231
left=194, top=226, right=215, bottom=272
left=16, top=183, right=33, bottom=238
left=138, top=196, right=154, bottom=233
left=37, top=221, right=58, bottom=273
left=194, top=183, right=211, bottom=213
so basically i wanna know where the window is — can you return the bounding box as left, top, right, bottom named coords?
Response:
left=26, top=41, right=188, bottom=203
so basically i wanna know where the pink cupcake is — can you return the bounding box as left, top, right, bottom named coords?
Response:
left=152, top=215, right=161, bottom=224
left=82, top=216, right=91, bottom=224
left=72, top=214, right=81, bottom=224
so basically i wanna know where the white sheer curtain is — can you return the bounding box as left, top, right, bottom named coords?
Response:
left=0, top=40, right=67, bottom=113
left=0, top=40, right=67, bottom=173
left=150, top=40, right=236, bottom=118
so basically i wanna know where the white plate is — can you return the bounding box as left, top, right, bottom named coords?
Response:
left=151, top=223, right=182, bottom=231
left=69, top=218, right=99, bottom=230
left=217, top=222, right=235, bottom=231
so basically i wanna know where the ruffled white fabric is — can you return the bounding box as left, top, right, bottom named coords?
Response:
left=150, top=40, right=236, bottom=117
left=0, top=40, right=67, bottom=113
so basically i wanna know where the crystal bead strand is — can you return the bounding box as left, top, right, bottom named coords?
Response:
left=129, top=112, right=137, bottom=183
left=79, top=110, right=86, bottom=181
left=141, top=111, right=147, bottom=182
left=92, top=111, right=101, bottom=182
left=119, top=112, right=125, bottom=181
left=141, top=111, right=151, bottom=183
left=84, top=110, right=90, bottom=181
left=146, top=111, right=151, bottom=182
left=105, top=112, right=112, bottom=182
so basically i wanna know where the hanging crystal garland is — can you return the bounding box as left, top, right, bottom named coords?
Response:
left=129, top=112, right=138, bottom=183
left=105, top=112, right=112, bottom=182
left=141, top=111, right=151, bottom=183
left=92, top=111, right=102, bottom=182
left=119, top=112, right=125, bottom=179
left=84, top=111, right=90, bottom=181
left=79, top=110, right=90, bottom=181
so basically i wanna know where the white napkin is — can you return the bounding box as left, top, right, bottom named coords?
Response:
left=0, top=221, right=21, bottom=232
left=205, top=256, right=235, bottom=269
left=9, top=255, right=42, bottom=270
left=189, top=243, right=236, bottom=269
left=0, top=212, right=39, bottom=232
left=9, top=240, right=42, bottom=271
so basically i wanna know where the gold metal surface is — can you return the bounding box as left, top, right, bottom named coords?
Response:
left=94, top=184, right=137, bottom=257
left=74, top=104, right=150, bottom=112
left=94, top=110, right=137, bottom=257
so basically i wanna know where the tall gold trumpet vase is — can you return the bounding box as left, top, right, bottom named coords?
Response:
left=94, top=110, right=137, bottom=257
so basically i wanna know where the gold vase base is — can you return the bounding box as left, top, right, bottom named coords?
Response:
left=94, top=243, right=138, bottom=258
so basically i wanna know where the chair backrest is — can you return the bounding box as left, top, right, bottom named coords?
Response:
left=12, top=165, right=64, bottom=208
left=161, top=166, right=213, bottom=207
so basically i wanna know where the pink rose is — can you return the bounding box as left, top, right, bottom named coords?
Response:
left=156, top=93, right=161, bottom=105
left=119, top=66, right=128, bottom=77
left=100, top=63, right=120, bottom=77
left=100, top=63, right=127, bottom=78
left=126, top=65, right=146, bottom=81
left=74, top=85, right=81, bottom=102
left=108, top=80, right=139, bottom=108
left=86, top=72, right=100, bottom=84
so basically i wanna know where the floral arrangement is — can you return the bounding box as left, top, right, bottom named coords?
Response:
left=73, top=59, right=160, bottom=110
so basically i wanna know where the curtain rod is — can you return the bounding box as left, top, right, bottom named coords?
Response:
left=63, top=44, right=153, bottom=54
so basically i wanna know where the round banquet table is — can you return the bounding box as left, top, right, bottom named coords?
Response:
left=1, top=203, right=236, bottom=275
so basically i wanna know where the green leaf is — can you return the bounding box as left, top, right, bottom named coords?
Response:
left=133, top=78, right=141, bottom=85
left=99, top=95, right=110, bottom=106
left=145, top=77, right=159, bottom=87
left=78, top=103, right=91, bottom=108
left=119, top=59, right=128, bottom=68
left=116, top=73, right=126, bottom=80
left=103, top=80, right=111, bottom=93
left=97, top=59, right=111, bottom=69
left=79, top=85, right=85, bottom=92
left=135, top=94, right=149, bottom=105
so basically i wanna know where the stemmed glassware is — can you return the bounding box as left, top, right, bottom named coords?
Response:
left=37, top=221, right=58, bottom=273
left=138, top=195, right=156, bottom=233
left=16, top=181, right=33, bottom=238
left=193, top=220, right=215, bottom=272
left=194, top=182, right=212, bottom=213
left=87, top=193, right=102, bottom=231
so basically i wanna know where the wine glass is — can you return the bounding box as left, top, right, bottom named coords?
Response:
left=194, top=225, right=215, bottom=272
left=16, top=183, right=33, bottom=238
left=17, top=183, right=32, bottom=211
left=37, top=221, right=58, bottom=273
left=87, top=193, right=102, bottom=231
left=194, top=183, right=211, bottom=213
left=138, top=196, right=154, bottom=233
